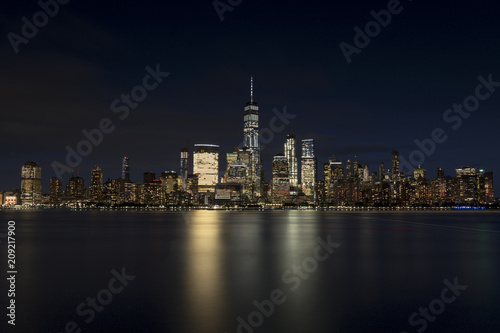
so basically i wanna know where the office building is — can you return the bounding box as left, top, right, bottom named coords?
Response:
left=122, top=156, right=130, bottom=181
left=301, top=139, right=317, bottom=199
left=90, top=166, right=103, bottom=203
left=21, top=161, right=42, bottom=205
left=242, top=76, right=261, bottom=197
left=193, top=144, right=219, bottom=192
left=180, top=148, right=189, bottom=191
left=284, top=134, right=298, bottom=195
left=272, top=154, right=290, bottom=200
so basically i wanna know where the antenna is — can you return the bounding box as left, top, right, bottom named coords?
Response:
left=250, top=76, right=253, bottom=103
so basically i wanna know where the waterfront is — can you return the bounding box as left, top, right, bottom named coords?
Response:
left=1, top=210, right=499, bottom=332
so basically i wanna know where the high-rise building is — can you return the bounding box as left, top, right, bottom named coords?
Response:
left=122, top=156, right=130, bottom=181
left=186, top=174, right=199, bottom=196
left=437, top=167, right=445, bottom=178
left=353, top=157, right=359, bottom=179
left=455, top=166, right=477, bottom=203
left=224, top=147, right=239, bottom=182
left=326, top=156, right=345, bottom=205
left=193, top=144, right=219, bottom=192
left=66, top=176, right=85, bottom=199
left=346, top=159, right=352, bottom=178
left=123, top=182, right=137, bottom=204
left=301, top=139, right=317, bottom=199
left=363, top=164, right=370, bottom=182
left=21, top=161, right=42, bottom=205
left=272, top=154, right=290, bottom=200
left=329, top=156, right=344, bottom=180
left=301, top=139, right=314, bottom=158
left=90, top=166, right=103, bottom=202
left=142, top=179, right=163, bottom=206
left=49, top=177, right=62, bottom=205
left=392, top=150, right=400, bottom=181
left=161, top=171, right=180, bottom=193
left=180, top=148, right=189, bottom=191
left=379, top=162, right=385, bottom=182
left=284, top=134, right=298, bottom=195
left=480, top=170, right=494, bottom=203
left=226, top=161, right=248, bottom=189
left=243, top=76, right=261, bottom=198
left=413, top=166, right=426, bottom=181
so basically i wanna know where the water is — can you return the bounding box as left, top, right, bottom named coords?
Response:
left=0, top=210, right=499, bottom=332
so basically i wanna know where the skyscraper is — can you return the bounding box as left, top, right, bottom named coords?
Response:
left=455, top=166, right=477, bottom=203
left=379, top=162, right=385, bottom=182
left=21, top=161, right=42, bottom=205
left=243, top=76, right=261, bottom=198
left=161, top=171, right=180, bottom=193
left=413, top=166, right=426, bottom=181
left=272, top=154, right=290, bottom=200
left=224, top=147, right=239, bottom=182
left=284, top=134, right=298, bottom=195
left=49, top=177, right=62, bottom=205
left=180, top=148, right=189, bottom=191
left=346, top=159, right=352, bottom=178
left=193, top=144, right=219, bottom=192
left=90, top=166, right=103, bottom=202
left=329, top=156, right=344, bottom=180
left=67, top=176, right=85, bottom=199
left=301, top=139, right=317, bottom=199
left=122, top=156, right=130, bottom=181
left=392, top=150, right=400, bottom=181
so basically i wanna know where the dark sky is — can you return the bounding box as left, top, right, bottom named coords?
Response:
left=1, top=0, right=499, bottom=193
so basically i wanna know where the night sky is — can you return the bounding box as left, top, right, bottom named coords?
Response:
left=1, top=0, right=499, bottom=192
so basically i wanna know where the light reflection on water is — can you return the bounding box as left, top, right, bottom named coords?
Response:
left=0, top=210, right=499, bottom=332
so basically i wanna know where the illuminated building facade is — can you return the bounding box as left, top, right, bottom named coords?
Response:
left=90, top=166, right=103, bottom=203
left=301, top=139, right=317, bottom=199
left=193, top=144, right=219, bottom=192
left=161, top=171, right=180, bottom=193
left=226, top=161, right=248, bottom=192
left=49, top=177, right=62, bottom=205
left=21, top=161, right=42, bottom=205
left=243, top=76, right=261, bottom=198
left=215, top=183, right=243, bottom=205
left=67, top=176, right=85, bottom=199
left=271, top=154, right=290, bottom=201
left=392, top=150, right=400, bottom=182
left=284, top=134, right=298, bottom=195
left=180, top=148, right=189, bottom=191
left=122, top=156, right=130, bottom=181
left=224, top=147, right=239, bottom=182
left=186, top=174, right=199, bottom=196
left=413, top=166, right=426, bottom=181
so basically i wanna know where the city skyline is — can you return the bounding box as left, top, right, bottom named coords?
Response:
left=1, top=1, right=500, bottom=192
left=1, top=76, right=497, bottom=194
left=2, top=2, right=500, bottom=332
left=2, top=88, right=496, bottom=197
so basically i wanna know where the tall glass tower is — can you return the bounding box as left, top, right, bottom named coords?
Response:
left=392, top=150, right=400, bottom=182
left=180, top=148, right=189, bottom=191
left=243, top=76, right=260, bottom=198
left=20, top=161, right=42, bottom=205
left=122, top=156, right=130, bottom=181
left=284, top=134, right=298, bottom=195
left=301, top=139, right=317, bottom=199
left=193, top=144, right=219, bottom=192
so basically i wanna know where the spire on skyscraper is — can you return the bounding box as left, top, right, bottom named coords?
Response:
left=250, top=75, right=253, bottom=103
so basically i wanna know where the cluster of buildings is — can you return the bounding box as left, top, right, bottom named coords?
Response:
left=1, top=78, right=496, bottom=208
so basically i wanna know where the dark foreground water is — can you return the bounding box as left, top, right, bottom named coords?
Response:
left=0, top=210, right=499, bottom=333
